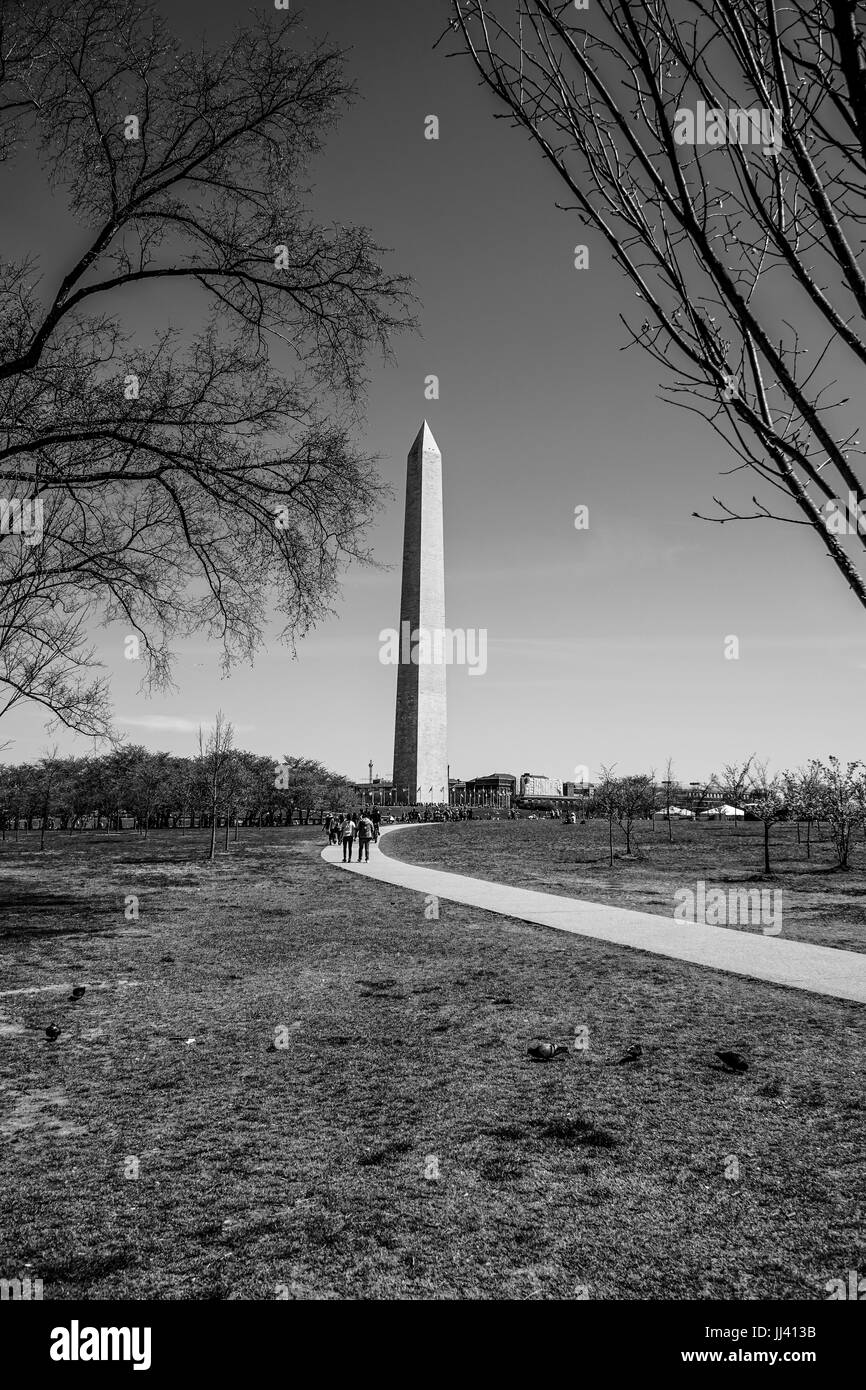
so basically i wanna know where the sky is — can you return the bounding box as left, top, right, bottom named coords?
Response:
left=2, top=0, right=864, bottom=784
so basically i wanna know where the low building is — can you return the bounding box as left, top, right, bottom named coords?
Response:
left=352, top=778, right=396, bottom=804
left=464, top=772, right=516, bottom=805
left=520, top=772, right=563, bottom=798
left=562, top=780, right=594, bottom=797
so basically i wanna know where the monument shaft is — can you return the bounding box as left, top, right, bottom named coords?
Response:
left=393, top=422, right=448, bottom=805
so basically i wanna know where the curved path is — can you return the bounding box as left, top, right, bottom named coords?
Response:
left=322, top=824, right=866, bottom=1005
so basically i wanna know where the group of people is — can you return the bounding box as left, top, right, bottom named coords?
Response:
left=325, top=807, right=381, bottom=862
left=324, top=801, right=524, bottom=861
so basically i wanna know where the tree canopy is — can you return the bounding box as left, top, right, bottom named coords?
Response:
left=0, top=0, right=414, bottom=736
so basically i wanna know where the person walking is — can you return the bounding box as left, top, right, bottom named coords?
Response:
left=341, top=814, right=356, bottom=862
left=371, top=804, right=381, bottom=842
left=356, top=812, right=374, bottom=863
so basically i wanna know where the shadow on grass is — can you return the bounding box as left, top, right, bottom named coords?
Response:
left=483, top=1118, right=618, bottom=1149
left=34, top=1250, right=135, bottom=1288
left=538, top=1117, right=618, bottom=1149
left=357, top=1138, right=414, bottom=1167
left=0, top=889, right=118, bottom=938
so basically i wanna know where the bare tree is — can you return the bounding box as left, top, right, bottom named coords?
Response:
left=0, top=0, right=413, bottom=737
left=221, top=751, right=250, bottom=849
left=613, top=771, right=655, bottom=854
left=594, top=763, right=619, bottom=866
left=198, top=712, right=234, bottom=862
left=747, top=759, right=787, bottom=874
left=449, top=1, right=866, bottom=611
left=784, top=761, right=824, bottom=858
left=687, top=775, right=716, bottom=820
left=662, top=755, right=676, bottom=841
left=815, top=754, right=862, bottom=868
left=715, top=755, right=754, bottom=831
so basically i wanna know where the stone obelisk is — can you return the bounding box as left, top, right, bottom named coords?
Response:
left=393, top=421, right=448, bottom=806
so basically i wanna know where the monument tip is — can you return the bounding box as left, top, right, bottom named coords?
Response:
left=413, top=419, right=440, bottom=453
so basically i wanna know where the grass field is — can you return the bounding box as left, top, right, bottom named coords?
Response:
left=382, top=817, right=866, bottom=953
left=1, top=824, right=863, bottom=1300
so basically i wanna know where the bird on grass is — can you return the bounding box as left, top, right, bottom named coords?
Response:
left=68, top=986, right=86, bottom=1001
left=45, top=1024, right=61, bottom=1041
left=716, top=1050, right=748, bottom=1073
left=527, top=1042, right=568, bottom=1061
left=615, top=1044, right=643, bottom=1065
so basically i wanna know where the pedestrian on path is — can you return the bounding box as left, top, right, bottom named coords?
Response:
left=357, top=813, right=374, bottom=862
left=341, top=815, right=356, bottom=862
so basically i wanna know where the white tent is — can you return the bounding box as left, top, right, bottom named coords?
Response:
left=655, top=805, right=695, bottom=819
left=702, top=803, right=745, bottom=819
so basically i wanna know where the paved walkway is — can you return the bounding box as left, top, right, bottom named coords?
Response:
left=322, top=825, right=866, bottom=1005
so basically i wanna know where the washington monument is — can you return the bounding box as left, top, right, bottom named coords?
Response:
left=392, top=421, right=449, bottom=805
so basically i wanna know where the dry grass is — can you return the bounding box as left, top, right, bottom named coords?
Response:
left=0, top=825, right=863, bottom=1300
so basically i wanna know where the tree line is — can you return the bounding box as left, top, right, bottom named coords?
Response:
left=584, top=756, right=866, bottom=872
left=0, top=716, right=356, bottom=859
left=4, top=742, right=865, bottom=874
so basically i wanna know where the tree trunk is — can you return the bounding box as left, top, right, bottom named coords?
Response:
left=763, top=821, right=771, bottom=875
left=209, top=813, right=217, bottom=861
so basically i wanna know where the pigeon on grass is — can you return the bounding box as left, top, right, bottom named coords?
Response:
left=527, top=1041, right=568, bottom=1062
left=716, top=1050, right=748, bottom=1073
